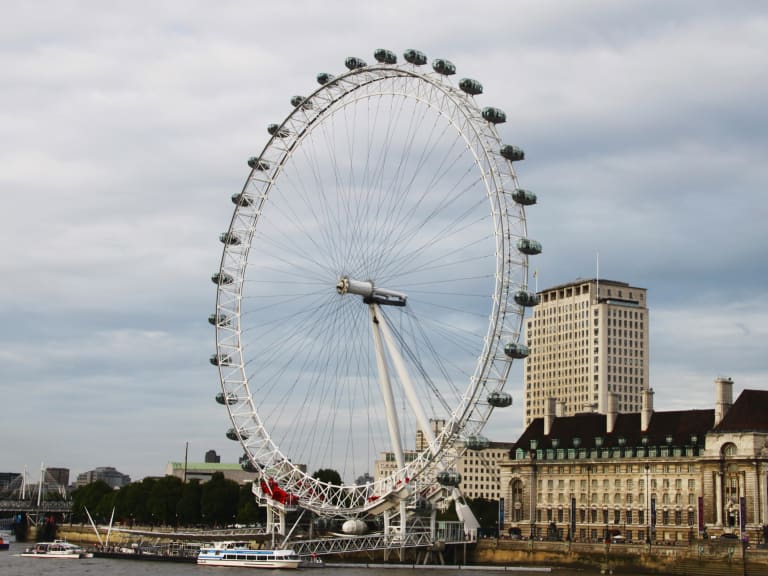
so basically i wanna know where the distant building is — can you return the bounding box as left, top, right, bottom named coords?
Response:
left=499, top=378, right=768, bottom=543
left=166, top=462, right=257, bottom=484
left=45, top=467, right=70, bottom=488
left=524, top=278, right=649, bottom=425
left=205, top=450, right=221, bottom=463
left=0, top=472, right=19, bottom=491
left=76, top=467, right=131, bottom=489
left=374, top=419, right=513, bottom=501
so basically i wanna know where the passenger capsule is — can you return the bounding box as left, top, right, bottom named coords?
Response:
left=231, top=192, right=253, bottom=207
left=514, top=290, right=541, bottom=307
left=459, top=78, right=483, bottom=95
left=267, top=124, right=290, bottom=138
left=437, top=470, right=462, bottom=487
left=374, top=48, right=397, bottom=64
left=317, top=72, right=335, bottom=85
left=403, top=49, right=427, bottom=65
left=215, top=392, right=238, bottom=405
left=465, top=435, right=490, bottom=451
left=219, top=231, right=241, bottom=246
left=247, top=157, right=270, bottom=171
left=210, top=354, right=232, bottom=366
left=208, top=313, right=231, bottom=327
left=504, top=342, right=530, bottom=359
left=482, top=107, right=506, bottom=124
left=517, top=237, right=542, bottom=255
left=211, top=272, right=234, bottom=285
left=345, top=56, right=367, bottom=70
left=290, top=95, right=312, bottom=110
left=226, top=427, right=248, bottom=441
left=432, top=58, right=456, bottom=75
left=488, top=391, right=513, bottom=408
left=511, top=188, right=537, bottom=206
left=240, top=455, right=257, bottom=472
left=500, top=144, right=525, bottom=162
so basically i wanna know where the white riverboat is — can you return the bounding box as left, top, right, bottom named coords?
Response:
left=20, top=540, right=93, bottom=559
left=198, top=541, right=301, bottom=569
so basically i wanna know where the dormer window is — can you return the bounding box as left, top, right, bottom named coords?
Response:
left=595, top=436, right=604, bottom=447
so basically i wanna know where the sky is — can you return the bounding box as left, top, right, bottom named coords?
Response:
left=1, top=0, right=767, bottom=484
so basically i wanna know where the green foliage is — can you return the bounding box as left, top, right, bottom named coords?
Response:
left=74, top=473, right=255, bottom=528
left=312, top=468, right=342, bottom=485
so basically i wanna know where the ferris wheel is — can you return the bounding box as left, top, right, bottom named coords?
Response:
left=211, top=48, right=540, bottom=519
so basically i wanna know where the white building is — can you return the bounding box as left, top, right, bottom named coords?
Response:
left=524, top=278, right=649, bottom=426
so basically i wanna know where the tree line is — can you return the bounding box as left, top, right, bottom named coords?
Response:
left=70, top=471, right=501, bottom=534
left=71, top=473, right=263, bottom=527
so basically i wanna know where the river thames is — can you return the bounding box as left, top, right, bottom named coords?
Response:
left=1, top=541, right=659, bottom=576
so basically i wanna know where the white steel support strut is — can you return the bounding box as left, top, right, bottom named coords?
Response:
left=372, top=303, right=438, bottom=452
left=369, top=305, right=406, bottom=470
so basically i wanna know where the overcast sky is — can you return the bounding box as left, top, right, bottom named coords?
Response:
left=2, top=0, right=767, bottom=484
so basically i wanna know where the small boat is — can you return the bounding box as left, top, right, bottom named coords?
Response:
left=0, top=536, right=9, bottom=550
left=20, top=539, right=93, bottom=559
left=198, top=541, right=301, bottom=569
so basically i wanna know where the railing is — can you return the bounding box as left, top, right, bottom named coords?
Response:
left=0, top=500, right=72, bottom=513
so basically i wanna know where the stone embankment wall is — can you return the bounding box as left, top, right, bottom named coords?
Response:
left=472, top=539, right=768, bottom=575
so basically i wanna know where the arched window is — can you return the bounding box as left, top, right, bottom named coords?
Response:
left=511, top=479, right=524, bottom=522
left=721, top=443, right=737, bottom=457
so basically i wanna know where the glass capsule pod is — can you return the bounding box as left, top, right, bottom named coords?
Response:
left=231, top=192, right=253, bottom=207
left=517, top=237, right=542, bottom=255
left=267, top=124, right=290, bottom=138
left=226, top=427, right=248, bottom=441
left=240, top=455, right=257, bottom=472
left=374, top=48, right=397, bottom=64
left=487, top=391, right=513, bottom=407
left=459, top=78, right=483, bottom=95
left=290, top=95, right=312, bottom=109
left=316, top=72, right=335, bottom=85
left=432, top=58, right=456, bottom=75
left=208, top=313, right=231, bottom=327
left=504, top=342, right=530, bottom=359
left=511, top=188, right=536, bottom=206
left=219, top=232, right=241, bottom=246
left=500, top=144, right=525, bottom=162
left=345, top=56, right=367, bottom=70
left=247, top=157, right=270, bottom=171
left=465, top=435, right=490, bottom=451
left=210, top=354, right=232, bottom=366
left=403, top=49, right=427, bottom=65
left=437, top=470, right=462, bottom=487
left=211, top=272, right=234, bottom=285
left=514, top=290, right=541, bottom=307
left=482, top=107, right=506, bottom=124
left=215, top=392, right=238, bottom=405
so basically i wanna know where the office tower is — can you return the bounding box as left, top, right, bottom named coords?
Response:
left=523, top=279, right=648, bottom=426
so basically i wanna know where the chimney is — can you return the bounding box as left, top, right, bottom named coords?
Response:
left=641, top=388, right=654, bottom=432
left=556, top=400, right=566, bottom=418
left=544, top=397, right=557, bottom=436
left=714, top=376, right=734, bottom=426
left=606, top=393, right=618, bottom=434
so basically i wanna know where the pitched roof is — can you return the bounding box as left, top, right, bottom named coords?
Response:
left=513, top=409, right=714, bottom=452
left=713, top=389, right=768, bottom=432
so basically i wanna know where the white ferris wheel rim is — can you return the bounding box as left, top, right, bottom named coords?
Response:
left=212, top=52, right=531, bottom=516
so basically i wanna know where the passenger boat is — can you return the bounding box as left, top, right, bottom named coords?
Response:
left=20, top=539, right=93, bottom=558
left=197, top=541, right=301, bottom=569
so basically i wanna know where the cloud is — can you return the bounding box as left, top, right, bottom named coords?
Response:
left=1, top=0, right=766, bottom=483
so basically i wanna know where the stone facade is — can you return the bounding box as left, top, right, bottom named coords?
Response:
left=499, top=379, right=768, bottom=545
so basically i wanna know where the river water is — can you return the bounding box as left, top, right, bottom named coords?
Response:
left=0, top=540, right=661, bottom=576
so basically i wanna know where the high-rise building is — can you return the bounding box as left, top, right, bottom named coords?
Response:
left=523, top=278, right=648, bottom=426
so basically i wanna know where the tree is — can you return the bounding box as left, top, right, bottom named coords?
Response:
left=176, top=480, right=202, bottom=526
left=200, top=472, right=239, bottom=527
left=312, top=468, right=342, bottom=485
left=71, top=481, right=113, bottom=523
